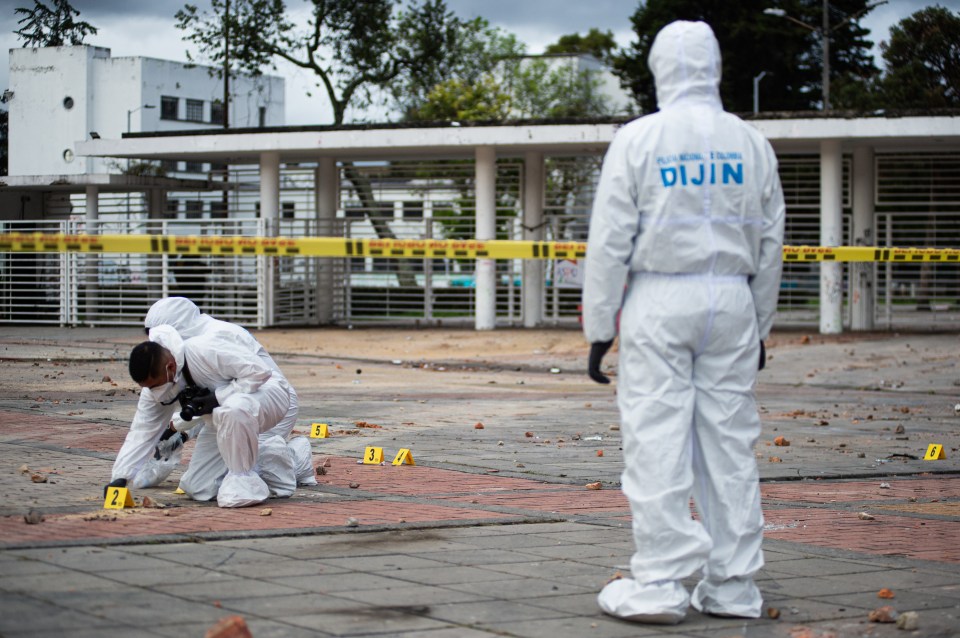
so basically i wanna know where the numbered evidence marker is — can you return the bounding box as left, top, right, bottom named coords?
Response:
left=310, top=423, right=329, bottom=438
left=363, top=446, right=384, bottom=464
left=924, top=443, right=947, bottom=460
left=392, top=448, right=415, bottom=466
left=103, top=486, right=135, bottom=509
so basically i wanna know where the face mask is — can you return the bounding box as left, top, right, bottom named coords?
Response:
left=148, top=367, right=179, bottom=403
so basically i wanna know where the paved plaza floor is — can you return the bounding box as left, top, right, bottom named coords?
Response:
left=1, top=325, right=958, bottom=637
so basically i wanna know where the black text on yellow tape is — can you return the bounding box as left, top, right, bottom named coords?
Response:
left=0, top=233, right=957, bottom=262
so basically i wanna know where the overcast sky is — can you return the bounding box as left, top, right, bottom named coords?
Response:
left=1, top=0, right=956, bottom=124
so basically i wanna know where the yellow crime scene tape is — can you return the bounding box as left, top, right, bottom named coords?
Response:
left=0, top=233, right=958, bottom=262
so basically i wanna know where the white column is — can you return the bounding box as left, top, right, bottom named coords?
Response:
left=84, top=186, right=99, bottom=324
left=260, top=151, right=281, bottom=236
left=522, top=151, right=544, bottom=328
left=260, top=151, right=281, bottom=326
left=851, top=145, right=875, bottom=331
left=315, top=157, right=338, bottom=324
left=819, top=139, right=843, bottom=334
left=475, top=146, right=497, bottom=330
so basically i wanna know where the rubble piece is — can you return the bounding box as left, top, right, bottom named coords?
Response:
left=141, top=496, right=165, bottom=509
left=774, top=436, right=790, bottom=447
left=259, top=508, right=272, bottom=517
left=769, top=456, right=783, bottom=463
left=474, top=422, right=484, bottom=429
left=895, top=424, right=906, bottom=434
left=348, top=482, right=360, bottom=489
left=23, top=509, right=44, bottom=525
left=858, top=512, right=876, bottom=520
left=30, top=473, right=47, bottom=483
left=204, top=615, right=253, bottom=638
left=767, top=607, right=781, bottom=619
left=525, top=431, right=534, bottom=437
left=896, top=611, right=918, bottom=630
left=101, top=375, right=112, bottom=383
left=18, top=464, right=29, bottom=474
left=868, top=605, right=899, bottom=623
left=597, top=450, right=604, bottom=457
left=346, top=517, right=359, bottom=527
left=878, top=588, right=895, bottom=599
left=585, top=482, right=602, bottom=490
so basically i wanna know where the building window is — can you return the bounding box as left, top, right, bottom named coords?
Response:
left=160, top=159, right=179, bottom=173
left=258, top=106, right=266, bottom=128
left=185, top=201, right=203, bottom=219
left=282, top=202, right=295, bottom=219
left=210, top=200, right=227, bottom=219
left=185, top=99, right=204, bottom=122
left=160, top=96, right=178, bottom=120
left=184, top=161, right=204, bottom=173
left=210, top=101, right=224, bottom=125
left=403, top=201, right=423, bottom=219
left=166, top=199, right=180, bottom=218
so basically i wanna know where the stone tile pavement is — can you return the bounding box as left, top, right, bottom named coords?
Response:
left=1, top=327, right=959, bottom=637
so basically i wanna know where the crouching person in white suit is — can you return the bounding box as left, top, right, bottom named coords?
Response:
left=106, top=324, right=296, bottom=507
left=144, top=297, right=315, bottom=492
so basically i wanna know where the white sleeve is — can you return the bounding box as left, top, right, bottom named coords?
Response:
left=210, top=340, right=275, bottom=404
left=111, top=389, right=178, bottom=482
left=750, top=143, right=786, bottom=340
left=582, top=129, right=639, bottom=343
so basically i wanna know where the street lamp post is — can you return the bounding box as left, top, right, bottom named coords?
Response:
left=753, top=71, right=768, bottom=114
left=764, top=0, right=887, bottom=110
left=126, top=103, right=156, bottom=135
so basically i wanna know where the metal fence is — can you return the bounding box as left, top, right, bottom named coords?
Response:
left=1, top=152, right=957, bottom=330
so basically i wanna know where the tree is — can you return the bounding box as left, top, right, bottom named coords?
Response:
left=879, top=5, right=960, bottom=109
left=615, top=0, right=880, bottom=113
left=544, top=28, right=618, bottom=64
left=14, top=0, right=97, bottom=47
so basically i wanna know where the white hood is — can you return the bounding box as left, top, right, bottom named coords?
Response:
left=145, top=297, right=210, bottom=339
left=148, top=324, right=185, bottom=376
left=648, top=20, right=722, bottom=110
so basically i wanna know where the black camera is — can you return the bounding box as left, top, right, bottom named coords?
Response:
left=177, top=386, right=212, bottom=421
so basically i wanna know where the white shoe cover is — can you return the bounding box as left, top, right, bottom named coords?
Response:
left=691, top=577, right=762, bottom=618
left=257, top=435, right=297, bottom=498
left=288, top=436, right=317, bottom=486
left=598, top=578, right=689, bottom=624
left=131, top=453, right=180, bottom=489
left=217, top=470, right=270, bottom=508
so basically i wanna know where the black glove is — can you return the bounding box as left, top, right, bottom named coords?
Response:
left=158, top=423, right=179, bottom=442
left=103, top=477, right=127, bottom=498
left=154, top=430, right=189, bottom=460
left=180, top=388, right=219, bottom=421
left=759, top=340, right=766, bottom=371
left=588, top=339, right=614, bottom=384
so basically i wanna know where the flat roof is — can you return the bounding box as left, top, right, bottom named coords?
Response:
left=73, top=112, right=960, bottom=164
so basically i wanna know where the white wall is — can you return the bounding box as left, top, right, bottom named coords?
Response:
left=7, top=45, right=284, bottom=177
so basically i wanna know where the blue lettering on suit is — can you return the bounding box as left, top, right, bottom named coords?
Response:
left=657, top=151, right=744, bottom=187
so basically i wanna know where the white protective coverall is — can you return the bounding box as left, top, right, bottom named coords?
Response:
left=582, top=21, right=786, bottom=623
left=144, top=297, right=316, bottom=493
left=112, top=325, right=293, bottom=507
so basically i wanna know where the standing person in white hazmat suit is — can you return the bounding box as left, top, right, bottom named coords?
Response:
left=144, top=297, right=315, bottom=495
left=107, top=324, right=298, bottom=507
left=582, top=21, right=785, bottom=624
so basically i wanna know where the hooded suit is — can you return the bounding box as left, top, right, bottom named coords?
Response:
left=583, top=21, right=786, bottom=622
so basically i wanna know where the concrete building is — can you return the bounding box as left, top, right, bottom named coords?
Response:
left=6, top=45, right=283, bottom=177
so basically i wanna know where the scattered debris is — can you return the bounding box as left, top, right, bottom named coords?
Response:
left=597, top=450, right=604, bottom=457
left=767, top=607, right=781, bottom=619
left=878, top=588, right=895, bottom=599
left=609, top=424, right=620, bottom=431
left=896, top=610, right=918, bottom=630
left=204, top=615, right=252, bottom=638
left=769, top=456, right=783, bottom=463
left=259, top=508, right=272, bottom=517
left=858, top=512, right=876, bottom=521
left=30, top=473, right=47, bottom=483
left=895, top=424, right=906, bottom=434
left=550, top=367, right=561, bottom=374
left=774, top=436, right=790, bottom=447
left=23, top=509, right=44, bottom=525
left=868, top=605, right=898, bottom=623
left=524, top=431, right=534, bottom=437
left=18, top=464, right=29, bottom=474
left=474, top=422, right=485, bottom=429
left=101, top=375, right=112, bottom=383
left=879, top=482, right=891, bottom=489
left=141, top=496, right=165, bottom=509
left=585, top=482, right=602, bottom=490
left=348, top=482, right=360, bottom=489
left=354, top=421, right=382, bottom=429
left=346, top=517, right=359, bottom=527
